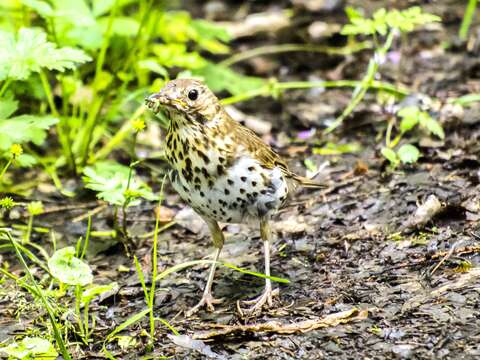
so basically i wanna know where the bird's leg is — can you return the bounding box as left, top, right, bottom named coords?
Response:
left=186, top=219, right=224, bottom=316
left=243, top=219, right=279, bottom=314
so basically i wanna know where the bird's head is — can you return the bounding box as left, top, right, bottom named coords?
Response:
left=145, top=79, right=221, bottom=124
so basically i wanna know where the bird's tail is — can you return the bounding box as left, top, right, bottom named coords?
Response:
left=293, top=175, right=327, bottom=189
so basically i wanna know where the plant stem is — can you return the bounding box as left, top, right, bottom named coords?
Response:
left=39, top=70, right=59, bottom=116
left=39, top=70, right=76, bottom=172
left=93, top=1, right=118, bottom=90
left=0, top=78, right=12, bottom=97
left=220, top=41, right=372, bottom=67
left=148, top=175, right=167, bottom=342
left=91, top=106, right=145, bottom=163
left=324, top=29, right=397, bottom=134
left=121, top=128, right=140, bottom=239
left=4, top=231, right=72, bottom=360
left=459, top=0, right=478, bottom=41
left=385, top=117, right=395, bottom=148
left=75, top=285, right=87, bottom=343
left=121, top=0, right=154, bottom=73
left=220, top=79, right=408, bottom=106
left=80, top=214, right=91, bottom=260
left=80, top=0, right=118, bottom=166
left=0, top=158, right=12, bottom=182
left=121, top=163, right=135, bottom=238
left=79, top=96, right=104, bottom=166
left=24, top=214, right=34, bottom=244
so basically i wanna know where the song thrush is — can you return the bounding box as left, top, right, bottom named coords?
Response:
left=145, top=79, right=324, bottom=316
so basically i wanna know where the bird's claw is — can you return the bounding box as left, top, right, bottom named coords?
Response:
left=240, top=287, right=279, bottom=315
left=185, top=292, right=223, bottom=317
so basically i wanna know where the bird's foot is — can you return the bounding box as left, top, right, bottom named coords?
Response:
left=240, top=287, right=279, bottom=315
left=185, top=292, right=223, bottom=317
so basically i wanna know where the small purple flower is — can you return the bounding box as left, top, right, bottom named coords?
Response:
left=297, top=128, right=316, bottom=140
left=387, top=51, right=401, bottom=64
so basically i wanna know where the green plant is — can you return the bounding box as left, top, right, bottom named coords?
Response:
left=381, top=105, right=445, bottom=168
left=325, top=6, right=441, bottom=133
left=459, top=0, right=477, bottom=41
left=47, top=245, right=117, bottom=344
left=82, top=161, right=155, bottom=206
left=0, top=196, right=16, bottom=209
left=0, top=0, right=268, bottom=194
left=83, top=159, right=156, bottom=246
left=0, top=336, right=58, bottom=360
left=24, top=201, right=44, bottom=243
left=2, top=230, right=72, bottom=360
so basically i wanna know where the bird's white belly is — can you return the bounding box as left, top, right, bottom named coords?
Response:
left=172, top=156, right=288, bottom=224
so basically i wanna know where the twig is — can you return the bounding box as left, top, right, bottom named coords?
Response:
left=193, top=308, right=367, bottom=339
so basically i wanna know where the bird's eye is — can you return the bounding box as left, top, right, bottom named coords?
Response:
left=188, top=89, right=199, bottom=101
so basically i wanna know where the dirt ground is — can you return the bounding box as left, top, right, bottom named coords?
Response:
left=1, top=0, right=480, bottom=359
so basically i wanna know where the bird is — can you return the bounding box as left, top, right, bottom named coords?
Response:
left=145, top=78, right=324, bottom=316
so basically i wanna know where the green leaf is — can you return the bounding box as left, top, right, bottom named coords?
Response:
left=83, top=161, right=157, bottom=206
left=191, top=19, right=230, bottom=54
left=153, top=43, right=207, bottom=70
left=98, top=16, right=140, bottom=37
left=137, top=59, right=168, bottom=77
left=397, top=144, right=420, bottom=164
left=398, top=106, right=421, bottom=133
left=386, top=7, right=441, bottom=33
left=192, top=63, right=266, bottom=96
left=0, top=96, right=18, bottom=119
left=116, top=335, right=137, bottom=350
left=0, top=27, right=91, bottom=81
left=48, top=246, right=93, bottom=286
left=0, top=337, right=58, bottom=360
left=0, top=115, right=59, bottom=151
left=92, top=0, right=116, bottom=17
left=16, top=153, right=37, bottom=167
left=313, top=142, right=362, bottom=155
left=92, top=0, right=137, bottom=17
left=106, top=308, right=150, bottom=341
left=81, top=282, right=118, bottom=305
left=381, top=147, right=399, bottom=166
left=21, top=0, right=54, bottom=17
left=419, top=113, right=445, bottom=139
left=50, top=0, right=96, bottom=26
left=155, top=11, right=194, bottom=44
left=341, top=6, right=440, bottom=36
left=345, top=7, right=365, bottom=22
left=63, top=24, right=103, bottom=50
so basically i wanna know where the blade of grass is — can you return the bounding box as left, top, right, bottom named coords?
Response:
left=459, top=0, right=478, bottom=41
left=154, top=259, right=290, bottom=283
left=148, top=175, right=167, bottom=342
left=3, top=230, right=72, bottom=360
left=105, top=308, right=151, bottom=341
left=134, top=255, right=150, bottom=301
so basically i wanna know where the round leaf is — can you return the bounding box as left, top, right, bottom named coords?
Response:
left=397, top=144, right=420, bottom=164
left=381, top=147, right=398, bottom=166
left=48, top=247, right=93, bottom=286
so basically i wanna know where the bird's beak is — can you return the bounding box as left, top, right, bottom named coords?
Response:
left=145, top=92, right=187, bottom=113
left=145, top=92, right=169, bottom=113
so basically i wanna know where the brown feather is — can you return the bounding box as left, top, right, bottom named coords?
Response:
left=225, top=112, right=326, bottom=190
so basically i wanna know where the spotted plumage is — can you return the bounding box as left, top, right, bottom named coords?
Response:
left=145, top=79, right=324, bottom=316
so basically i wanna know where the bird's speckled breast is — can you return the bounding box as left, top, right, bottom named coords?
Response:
left=164, top=113, right=288, bottom=224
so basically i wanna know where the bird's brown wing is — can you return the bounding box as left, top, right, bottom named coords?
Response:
left=227, top=115, right=325, bottom=190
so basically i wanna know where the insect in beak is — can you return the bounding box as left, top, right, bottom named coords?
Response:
left=145, top=93, right=186, bottom=113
